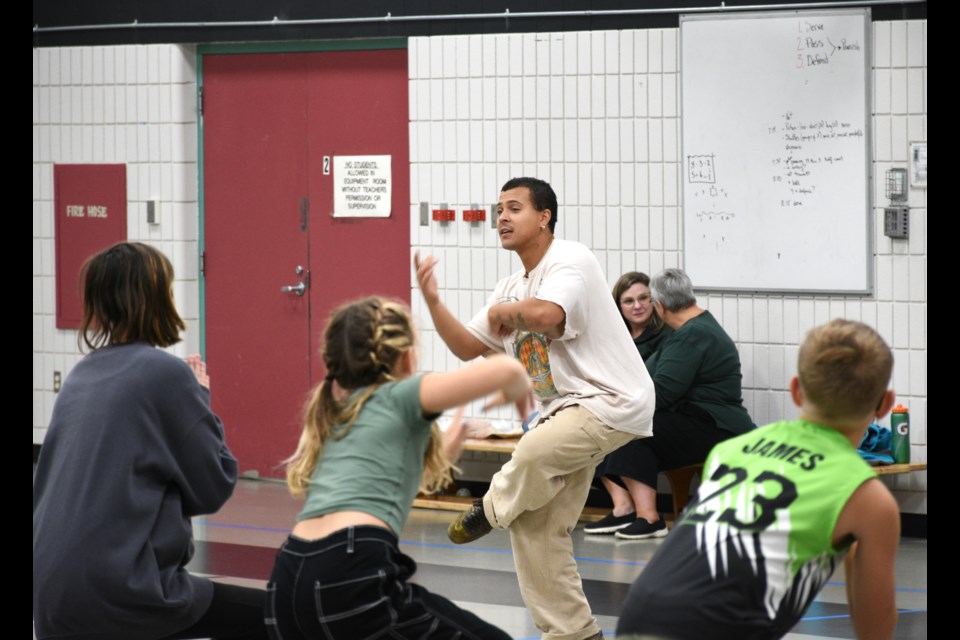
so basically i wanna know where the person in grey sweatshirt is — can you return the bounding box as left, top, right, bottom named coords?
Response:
left=33, top=242, right=267, bottom=640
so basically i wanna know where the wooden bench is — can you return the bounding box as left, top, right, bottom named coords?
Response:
left=414, top=436, right=927, bottom=524
left=413, top=437, right=698, bottom=523
left=665, top=461, right=929, bottom=521
left=873, top=462, right=928, bottom=476
left=662, top=464, right=703, bottom=523
left=413, top=437, right=609, bottom=522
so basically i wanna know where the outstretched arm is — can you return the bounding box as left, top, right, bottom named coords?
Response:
left=414, top=251, right=491, bottom=361
left=419, top=354, right=533, bottom=419
left=835, top=478, right=900, bottom=640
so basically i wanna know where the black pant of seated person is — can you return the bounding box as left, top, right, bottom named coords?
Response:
left=158, top=582, right=269, bottom=640
left=597, top=405, right=735, bottom=497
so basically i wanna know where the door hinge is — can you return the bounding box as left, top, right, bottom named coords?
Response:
left=198, top=86, right=204, bottom=116
left=300, top=197, right=309, bottom=231
left=200, top=250, right=206, bottom=276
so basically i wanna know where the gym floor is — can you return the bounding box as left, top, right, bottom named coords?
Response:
left=187, top=479, right=927, bottom=639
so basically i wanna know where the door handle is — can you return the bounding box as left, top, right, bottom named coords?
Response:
left=280, top=282, right=306, bottom=296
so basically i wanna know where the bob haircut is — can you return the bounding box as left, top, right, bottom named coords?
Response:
left=500, top=177, right=559, bottom=233
left=612, top=271, right=664, bottom=332
left=78, top=242, right=185, bottom=350
left=650, top=268, right=697, bottom=313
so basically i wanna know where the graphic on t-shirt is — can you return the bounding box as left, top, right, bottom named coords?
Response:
left=514, top=330, right=558, bottom=400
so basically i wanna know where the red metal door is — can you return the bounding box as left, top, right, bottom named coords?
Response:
left=202, top=48, right=409, bottom=478
left=203, top=53, right=311, bottom=477
left=305, top=50, right=411, bottom=360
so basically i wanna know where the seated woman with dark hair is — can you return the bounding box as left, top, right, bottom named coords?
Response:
left=33, top=242, right=267, bottom=640
left=586, top=268, right=753, bottom=539
left=612, top=271, right=673, bottom=362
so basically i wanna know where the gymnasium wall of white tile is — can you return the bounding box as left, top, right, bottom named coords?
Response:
left=407, top=22, right=926, bottom=508
left=32, top=45, right=200, bottom=444
left=32, top=21, right=926, bottom=510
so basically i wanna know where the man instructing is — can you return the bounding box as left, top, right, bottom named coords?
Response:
left=414, top=177, right=655, bottom=640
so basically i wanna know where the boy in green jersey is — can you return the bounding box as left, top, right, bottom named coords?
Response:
left=616, top=319, right=900, bottom=640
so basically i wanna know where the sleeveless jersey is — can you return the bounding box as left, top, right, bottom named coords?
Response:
left=616, top=419, right=877, bottom=639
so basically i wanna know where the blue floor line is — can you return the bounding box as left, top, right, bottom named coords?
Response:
left=402, top=540, right=515, bottom=555
left=194, top=520, right=648, bottom=566
left=574, top=554, right=648, bottom=567
left=194, top=520, right=927, bottom=590
left=511, top=613, right=931, bottom=640
left=385, top=539, right=651, bottom=567
left=514, top=611, right=930, bottom=640
left=802, top=607, right=926, bottom=622
left=822, top=578, right=928, bottom=594
left=887, top=586, right=928, bottom=594
left=195, top=520, right=290, bottom=533
left=802, top=613, right=857, bottom=621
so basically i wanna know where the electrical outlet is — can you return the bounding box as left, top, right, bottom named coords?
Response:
left=53, top=371, right=61, bottom=393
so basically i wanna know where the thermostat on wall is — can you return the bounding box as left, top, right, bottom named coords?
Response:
left=883, top=206, right=909, bottom=240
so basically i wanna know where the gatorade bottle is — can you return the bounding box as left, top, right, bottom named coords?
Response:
left=890, top=404, right=910, bottom=464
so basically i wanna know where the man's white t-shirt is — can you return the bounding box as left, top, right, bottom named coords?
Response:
left=466, top=239, right=655, bottom=436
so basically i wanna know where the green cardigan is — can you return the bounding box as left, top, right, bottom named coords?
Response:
left=634, top=324, right=673, bottom=362
left=643, top=311, right=753, bottom=435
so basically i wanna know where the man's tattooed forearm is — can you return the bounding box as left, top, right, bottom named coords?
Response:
left=496, top=311, right=529, bottom=331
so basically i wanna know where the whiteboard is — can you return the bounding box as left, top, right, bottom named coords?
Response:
left=680, top=10, right=872, bottom=293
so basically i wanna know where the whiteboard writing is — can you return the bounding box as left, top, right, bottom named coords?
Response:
left=769, top=110, right=864, bottom=209
left=796, top=18, right=862, bottom=69
left=687, top=155, right=716, bottom=183
left=681, top=10, right=871, bottom=293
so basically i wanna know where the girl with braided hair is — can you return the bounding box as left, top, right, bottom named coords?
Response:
left=266, top=296, right=531, bottom=639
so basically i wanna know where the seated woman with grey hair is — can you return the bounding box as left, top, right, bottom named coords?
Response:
left=586, top=268, right=754, bottom=539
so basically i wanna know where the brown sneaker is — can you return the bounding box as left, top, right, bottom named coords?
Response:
left=447, top=498, right=493, bottom=544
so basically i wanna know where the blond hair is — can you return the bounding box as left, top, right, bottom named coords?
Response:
left=286, top=296, right=454, bottom=497
left=797, top=319, right=893, bottom=422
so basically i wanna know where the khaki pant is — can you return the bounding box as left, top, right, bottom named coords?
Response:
left=482, top=405, right=640, bottom=640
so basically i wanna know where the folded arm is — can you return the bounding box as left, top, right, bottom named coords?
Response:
left=488, top=298, right=566, bottom=339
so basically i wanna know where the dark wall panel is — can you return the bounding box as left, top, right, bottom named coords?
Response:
left=33, top=0, right=926, bottom=48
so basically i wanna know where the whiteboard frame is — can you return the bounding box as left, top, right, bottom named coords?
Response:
left=679, top=8, right=873, bottom=295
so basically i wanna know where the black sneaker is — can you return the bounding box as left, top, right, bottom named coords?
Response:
left=583, top=511, right=636, bottom=534
left=447, top=499, right=493, bottom=544
left=614, top=517, right=668, bottom=540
